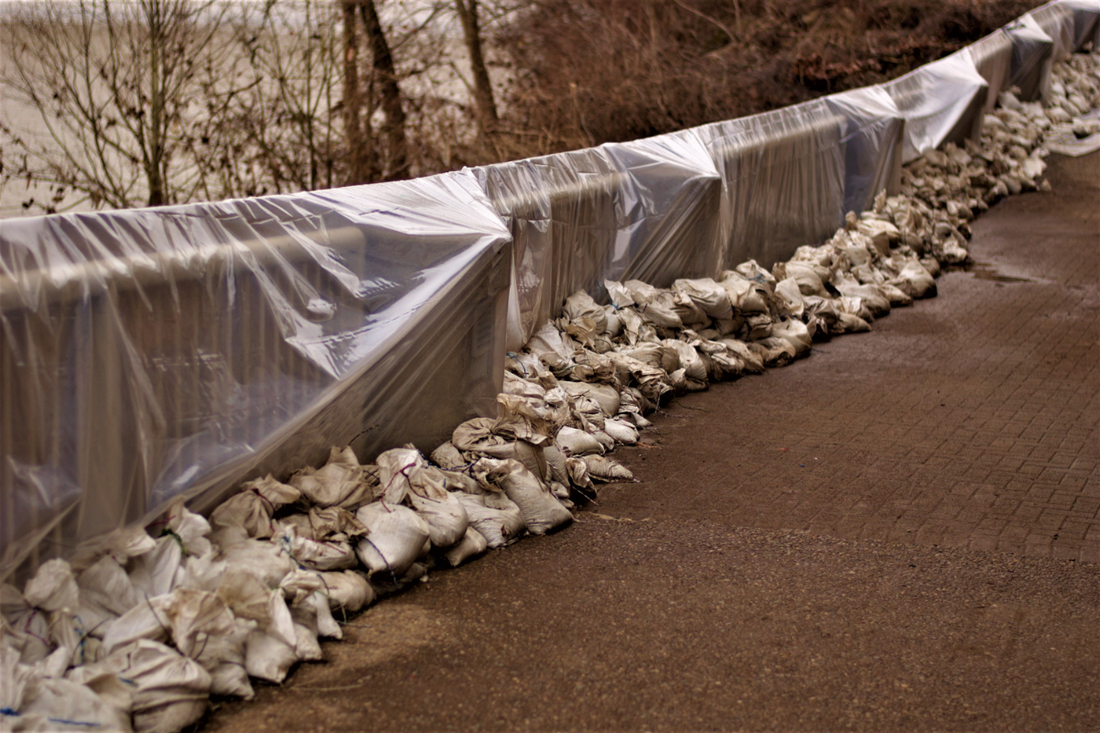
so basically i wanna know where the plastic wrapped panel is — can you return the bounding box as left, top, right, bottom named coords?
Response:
left=823, top=86, right=906, bottom=216
left=968, top=31, right=1015, bottom=112
left=1006, top=14, right=1055, bottom=101
left=881, top=52, right=989, bottom=163
left=692, top=99, right=847, bottom=270
left=0, top=171, right=512, bottom=579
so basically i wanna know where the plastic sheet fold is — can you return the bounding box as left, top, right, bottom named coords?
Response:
left=0, top=172, right=512, bottom=579
left=881, top=52, right=989, bottom=163
left=1006, top=14, right=1056, bottom=101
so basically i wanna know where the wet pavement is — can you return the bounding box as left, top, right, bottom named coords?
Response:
left=203, top=152, right=1099, bottom=732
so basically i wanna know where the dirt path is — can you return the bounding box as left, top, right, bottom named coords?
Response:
left=203, top=152, right=1100, bottom=732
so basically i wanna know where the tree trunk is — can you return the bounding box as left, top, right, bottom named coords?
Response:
left=341, top=0, right=367, bottom=184
left=454, top=0, right=498, bottom=136
left=359, top=0, right=408, bottom=180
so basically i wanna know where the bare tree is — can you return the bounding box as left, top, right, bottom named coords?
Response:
left=454, top=0, right=499, bottom=136
left=1, top=0, right=231, bottom=210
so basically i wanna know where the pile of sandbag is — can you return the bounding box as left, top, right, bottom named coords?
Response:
left=2, top=46, right=1096, bottom=733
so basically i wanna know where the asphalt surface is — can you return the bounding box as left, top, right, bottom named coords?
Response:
left=202, top=152, right=1100, bottom=733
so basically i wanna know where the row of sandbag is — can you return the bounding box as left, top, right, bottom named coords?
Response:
left=3, top=47, right=1097, bottom=733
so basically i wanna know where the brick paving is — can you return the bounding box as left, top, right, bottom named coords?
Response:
left=607, top=151, right=1100, bottom=563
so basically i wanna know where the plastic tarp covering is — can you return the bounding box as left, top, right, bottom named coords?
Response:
left=968, top=31, right=1015, bottom=112
left=472, top=138, right=722, bottom=349
left=1006, top=14, right=1055, bottom=101
left=690, top=99, right=847, bottom=271
left=1031, top=0, right=1100, bottom=63
left=822, top=86, right=906, bottom=218
left=0, top=172, right=512, bottom=578
left=881, top=52, right=989, bottom=163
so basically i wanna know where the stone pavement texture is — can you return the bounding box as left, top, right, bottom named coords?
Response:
left=605, top=151, right=1100, bottom=564
left=205, top=152, right=1100, bottom=732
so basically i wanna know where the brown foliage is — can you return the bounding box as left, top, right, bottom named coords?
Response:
left=490, top=0, right=1045, bottom=159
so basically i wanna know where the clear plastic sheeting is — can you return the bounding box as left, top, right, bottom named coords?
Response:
left=0, top=172, right=512, bottom=579
left=473, top=139, right=722, bottom=350
left=1031, top=0, right=1100, bottom=62
left=822, top=86, right=906, bottom=218
left=882, top=52, right=989, bottom=163
left=968, top=31, right=1015, bottom=112
left=692, top=100, right=847, bottom=270
left=1006, top=14, right=1055, bottom=101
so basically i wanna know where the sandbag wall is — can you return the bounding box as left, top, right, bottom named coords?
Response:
left=1, top=0, right=1097, bottom=582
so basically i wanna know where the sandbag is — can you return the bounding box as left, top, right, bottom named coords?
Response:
left=81, top=639, right=212, bottom=733
left=209, top=475, right=300, bottom=546
left=290, top=446, right=374, bottom=508
left=581, top=455, right=635, bottom=483
left=315, top=570, right=374, bottom=614
left=483, top=459, right=572, bottom=536
left=354, top=503, right=431, bottom=578
left=454, top=492, right=526, bottom=549
left=554, top=426, right=605, bottom=457
left=5, top=649, right=132, bottom=732
left=443, top=527, right=489, bottom=567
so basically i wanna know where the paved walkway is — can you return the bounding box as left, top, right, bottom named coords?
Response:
left=606, top=151, right=1100, bottom=563
left=206, top=152, right=1099, bottom=732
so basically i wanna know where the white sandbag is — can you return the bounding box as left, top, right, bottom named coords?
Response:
left=443, top=527, right=489, bottom=567
left=890, top=259, right=937, bottom=299
left=127, top=536, right=185, bottom=600
left=290, top=446, right=374, bottom=508
left=277, top=506, right=367, bottom=543
left=452, top=417, right=548, bottom=479
left=454, top=493, right=526, bottom=549
left=542, top=445, right=571, bottom=486
left=160, top=497, right=214, bottom=558
left=671, top=278, right=733, bottom=318
left=304, top=592, right=341, bottom=640
left=747, top=337, right=798, bottom=367
left=76, top=556, right=139, bottom=633
left=377, top=447, right=469, bottom=548
left=274, top=526, right=358, bottom=572
left=47, top=609, right=98, bottom=668
left=484, top=459, right=572, bottom=536
left=161, top=588, right=253, bottom=699
left=9, top=658, right=132, bottom=732
left=209, top=474, right=300, bottom=545
left=666, top=340, right=708, bottom=388
left=718, top=271, right=770, bottom=314
left=100, top=595, right=172, bottom=656
left=556, top=381, right=621, bottom=417
left=314, top=570, right=374, bottom=614
left=354, top=503, right=431, bottom=578
left=22, top=559, right=79, bottom=614
left=84, top=640, right=211, bottom=733
left=581, top=455, right=635, bottom=482
left=1, top=586, right=51, bottom=664
left=554, top=426, right=605, bottom=457
left=562, top=291, right=609, bottom=334
left=602, top=418, right=639, bottom=445
left=430, top=441, right=468, bottom=469
left=215, top=569, right=274, bottom=625
left=769, top=319, right=813, bottom=359
left=221, top=539, right=295, bottom=590
left=244, top=628, right=297, bottom=685
left=287, top=600, right=323, bottom=663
